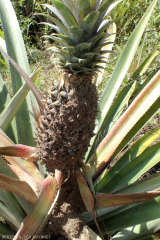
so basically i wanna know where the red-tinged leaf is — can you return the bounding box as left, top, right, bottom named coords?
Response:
left=10, top=165, right=41, bottom=196
left=0, top=47, right=44, bottom=112
left=55, top=169, right=63, bottom=187
left=96, top=191, right=160, bottom=209
left=0, top=173, right=38, bottom=204
left=0, top=144, right=38, bottom=162
left=13, top=176, right=58, bottom=239
left=81, top=163, right=95, bottom=196
left=0, top=129, right=44, bottom=188
left=76, top=171, right=95, bottom=218
left=75, top=171, right=105, bottom=240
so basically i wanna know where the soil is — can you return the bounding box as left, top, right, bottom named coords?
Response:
left=41, top=174, right=90, bottom=240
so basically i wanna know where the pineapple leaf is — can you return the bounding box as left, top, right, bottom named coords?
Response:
left=0, top=188, right=25, bottom=224
left=0, top=67, right=42, bottom=131
left=0, top=145, right=38, bottom=162
left=39, top=22, right=62, bottom=34
left=76, top=42, right=92, bottom=53
left=112, top=97, right=160, bottom=163
left=96, top=191, right=160, bottom=209
left=94, top=0, right=116, bottom=32
left=86, top=0, right=158, bottom=162
left=75, top=0, right=92, bottom=25
left=90, top=0, right=97, bottom=10
left=99, top=142, right=160, bottom=193
left=63, top=46, right=80, bottom=57
left=0, top=37, right=9, bottom=66
left=76, top=171, right=95, bottom=218
left=53, top=33, right=75, bottom=46
left=0, top=128, right=44, bottom=185
left=14, top=176, right=58, bottom=239
left=58, top=49, right=72, bottom=61
left=94, top=197, right=160, bottom=236
left=0, top=174, right=38, bottom=204
left=0, top=73, right=17, bottom=143
left=43, top=35, right=66, bottom=47
left=44, top=1, right=78, bottom=29
left=69, top=26, right=84, bottom=44
left=37, top=13, right=69, bottom=36
left=113, top=219, right=160, bottom=240
left=81, top=11, right=100, bottom=40
left=95, top=22, right=116, bottom=86
left=117, top=171, right=160, bottom=194
left=0, top=49, right=44, bottom=113
left=101, top=126, right=160, bottom=187
left=0, top=0, right=37, bottom=146
left=0, top=157, right=33, bottom=214
left=0, top=201, right=21, bottom=229
left=61, top=0, right=75, bottom=13
left=90, top=70, right=160, bottom=180
left=97, top=19, right=114, bottom=33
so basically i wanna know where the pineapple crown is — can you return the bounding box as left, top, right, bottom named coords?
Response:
left=43, top=0, right=120, bottom=74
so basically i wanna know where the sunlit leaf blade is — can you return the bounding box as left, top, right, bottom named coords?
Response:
left=97, top=126, right=160, bottom=190
left=0, top=174, right=38, bottom=204
left=112, top=96, right=160, bottom=163
left=13, top=176, right=58, bottom=239
left=0, top=67, right=42, bottom=131
left=93, top=173, right=160, bottom=228
left=96, top=191, right=160, bottom=209
left=131, top=50, right=158, bottom=81
left=0, top=129, right=44, bottom=185
left=113, top=219, right=160, bottom=240
left=90, top=70, right=160, bottom=180
left=118, top=172, right=160, bottom=194
left=87, top=0, right=158, bottom=160
left=92, top=197, right=160, bottom=236
left=0, top=49, right=44, bottom=113
left=99, top=142, right=160, bottom=193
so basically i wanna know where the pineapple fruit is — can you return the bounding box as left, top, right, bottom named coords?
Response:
left=37, top=0, right=113, bottom=176
left=35, top=0, right=115, bottom=238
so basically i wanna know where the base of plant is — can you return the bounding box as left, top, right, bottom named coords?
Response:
left=40, top=174, right=89, bottom=239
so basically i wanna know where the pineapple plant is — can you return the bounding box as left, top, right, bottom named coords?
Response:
left=0, top=0, right=160, bottom=239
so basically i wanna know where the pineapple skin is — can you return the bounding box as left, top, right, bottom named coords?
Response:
left=36, top=72, right=97, bottom=174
